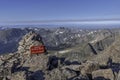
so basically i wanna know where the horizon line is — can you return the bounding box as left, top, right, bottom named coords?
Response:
left=1, top=18, right=120, bottom=23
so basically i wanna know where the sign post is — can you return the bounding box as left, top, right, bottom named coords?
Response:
left=30, top=46, right=45, bottom=54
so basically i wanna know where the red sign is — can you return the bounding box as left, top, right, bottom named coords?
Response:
left=30, top=45, right=45, bottom=54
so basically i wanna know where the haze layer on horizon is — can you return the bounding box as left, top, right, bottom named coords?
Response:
left=1, top=19, right=120, bottom=25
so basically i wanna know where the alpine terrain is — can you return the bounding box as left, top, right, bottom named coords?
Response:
left=0, top=27, right=120, bottom=80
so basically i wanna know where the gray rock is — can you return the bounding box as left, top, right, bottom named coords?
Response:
left=80, top=60, right=99, bottom=75
left=72, top=75, right=89, bottom=80
left=117, top=71, right=120, bottom=80
left=45, top=68, right=77, bottom=80
left=92, top=69, right=115, bottom=80
left=61, top=65, right=80, bottom=71
left=28, top=70, right=45, bottom=80
left=11, top=71, right=26, bottom=80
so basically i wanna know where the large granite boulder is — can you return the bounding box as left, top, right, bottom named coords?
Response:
left=79, top=60, right=99, bottom=75
left=92, top=69, right=115, bottom=80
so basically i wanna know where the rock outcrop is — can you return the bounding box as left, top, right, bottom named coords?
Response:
left=86, top=31, right=115, bottom=55
left=80, top=61, right=99, bottom=75
left=92, top=69, right=115, bottom=80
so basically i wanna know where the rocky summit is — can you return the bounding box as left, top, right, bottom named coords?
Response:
left=0, top=31, right=49, bottom=80
left=0, top=31, right=120, bottom=80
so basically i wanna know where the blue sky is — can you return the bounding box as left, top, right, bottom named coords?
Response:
left=0, top=0, right=120, bottom=24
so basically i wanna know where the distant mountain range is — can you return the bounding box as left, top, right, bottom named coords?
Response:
left=0, top=25, right=120, bottom=54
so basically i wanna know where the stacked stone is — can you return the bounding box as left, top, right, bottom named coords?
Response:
left=16, top=31, right=48, bottom=71
left=18, top=31, right=44, bottom=55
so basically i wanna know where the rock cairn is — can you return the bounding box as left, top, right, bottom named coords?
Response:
left=0, top=31, right=49, bottom=80
left=18, top=31, right=44, bottom=55
left=17, top=31, right=48, bottom=71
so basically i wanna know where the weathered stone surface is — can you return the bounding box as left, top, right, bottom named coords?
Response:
left=23, top=54, right=49, bottom=71
left=61, top=65, right=80, bottom=71
left=92, top=69, right=115, bottom=80
left=62, top=68, right=77, bottom=79
left=72, top=75, right=90, bottom=80
left=117, top=71, right=120, bottom=80
left=84, top=31, right=115, bottom=55
left=11, top=71, right=26, bottom=80
left=28, top=70, right=45, bottom=80
left=80, top=60, right=99, bottom=75
left=45, top=69, right=63, bottom=80
left=45, top=68, right=77, bottom=80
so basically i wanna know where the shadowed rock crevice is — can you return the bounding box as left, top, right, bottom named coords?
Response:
left=88, top=43, right=98, bottom=55
left=94, top=77, right=110, bottom=80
